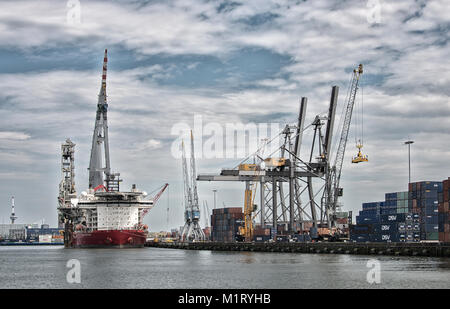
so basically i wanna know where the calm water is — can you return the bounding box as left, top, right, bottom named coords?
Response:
left=0, top=246, right=449, bottom=289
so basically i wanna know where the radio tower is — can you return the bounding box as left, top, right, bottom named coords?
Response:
left=88, top=49, right=112, bottom=190
left=180, top=131, right=205, bottom=242
left=10, top=196, right=17, bottom=224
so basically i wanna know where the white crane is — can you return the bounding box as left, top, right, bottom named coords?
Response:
left=327, top=64, right=364, bottom=226
left=180, top=131, right=205, bottom=241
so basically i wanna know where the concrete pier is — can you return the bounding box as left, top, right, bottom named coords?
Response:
left=145, top=241, right=450, bottom=258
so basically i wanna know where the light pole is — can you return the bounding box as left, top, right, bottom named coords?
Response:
left=404, top=141, right=414, bottom=184
left=212, top=189, right=217, bottom=210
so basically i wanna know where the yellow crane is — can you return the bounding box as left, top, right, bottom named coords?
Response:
left=238, top=164, right=260, bottom=241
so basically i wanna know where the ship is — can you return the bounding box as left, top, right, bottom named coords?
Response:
left=58, top=49, right=167, bottom=248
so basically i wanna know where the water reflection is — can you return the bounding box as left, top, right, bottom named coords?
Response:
left=0, top=247, right=448, bottom=288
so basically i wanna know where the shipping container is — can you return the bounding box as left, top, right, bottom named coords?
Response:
left=38, top=235, right=52, bottom=243
left=380, top=213, right=407, bottom=222
left=293, top=234, right=312, bottom=242
left=254, top=235, right=270, bottom=242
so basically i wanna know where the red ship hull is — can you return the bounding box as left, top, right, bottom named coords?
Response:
left=71, top=230, right=147, bottom=248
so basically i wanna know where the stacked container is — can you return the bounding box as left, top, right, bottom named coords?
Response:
left=373, top=213, right=420, bottom=242
left=211, top=207, right=243, bottom=242
left=335, top=211, right=350, bottom=235
left=409, top=181, right=442, bottom=241
left=438, top=178, right=450, bottom=242
left=253, top=225, right=271, bottom=242
left=352, top=192, right=418, bottom=242
left=355, top=202, right=382, bottom=225
left=350, top=224, right=374, bottom=242
left=385, top=191, right=409, bottom=214
left=26, top=226, right=63, bottom=242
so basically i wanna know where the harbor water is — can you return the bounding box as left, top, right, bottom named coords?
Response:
left=0, top=246, right=449, bottom=289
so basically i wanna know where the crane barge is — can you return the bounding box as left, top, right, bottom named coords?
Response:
left=57, top=50, right=168, bottom=248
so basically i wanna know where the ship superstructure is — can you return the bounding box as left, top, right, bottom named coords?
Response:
left=58, top=49, right=162, bottom=248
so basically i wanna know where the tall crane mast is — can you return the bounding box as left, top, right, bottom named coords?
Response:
left=180, top=131, right=205, bottom=241
left=182, top=140, right=192, bottom=224
left=190, top=130, right=200, bottom=217
left=88, top=49, right=111, bottom=190
left=327, top=64, right=363, bottom=226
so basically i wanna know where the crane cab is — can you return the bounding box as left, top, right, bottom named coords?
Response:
left=352, top=143, right=368, bottom=164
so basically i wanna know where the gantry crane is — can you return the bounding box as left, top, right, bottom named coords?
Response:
left=197, top=66, right=367, bottom=238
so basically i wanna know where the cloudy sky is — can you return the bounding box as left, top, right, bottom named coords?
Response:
left=0, top=0, right=449, bottom=231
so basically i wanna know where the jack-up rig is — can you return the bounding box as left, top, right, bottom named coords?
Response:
left=180, top=131, right=206, bottom=242
left=57, top=49, right=168, bottom=248
left=197, top=64, right=366, bottom=239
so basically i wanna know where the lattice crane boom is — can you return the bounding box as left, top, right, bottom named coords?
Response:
left=330, top=64, right=363, bottom=216
left=141, top=183, right=169, bottom=219
left=190, top=130, right=200, bottom=212
left=182, top=141, right=192, bottom=218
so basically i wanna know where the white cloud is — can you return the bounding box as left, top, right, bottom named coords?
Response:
left=144, top=139, right=162, bottom=150
left=0, top=131, right=30, bottom=140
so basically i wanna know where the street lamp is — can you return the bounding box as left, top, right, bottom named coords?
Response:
left=212, top=189, right=217, bottom=210
left=404, top=141, right=414, bottom=184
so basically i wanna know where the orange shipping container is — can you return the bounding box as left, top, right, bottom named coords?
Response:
left=439, top=232, right=450, bottom=242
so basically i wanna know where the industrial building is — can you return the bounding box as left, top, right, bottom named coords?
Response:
left=0, top=224, right=63, bottom=244
left=0, top=224, right=39, bottom=241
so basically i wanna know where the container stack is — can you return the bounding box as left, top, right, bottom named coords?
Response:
left=438, top=178, right=450, bottom=242
left=211, top=207, right=243, bottom=242
left=253, top=225, right=271, bottom=242
left=335, top=211, right=350, bottom=235
left=409, top=181, right=442, bottom=241
left=373, top=213, right=420, bottom=242
left=26, top=226, right=63, bottom=243
left=355, top=202, right=382, bottom=225
left=350, top=224, right=374, bottom=242
left=352, top=190, right=419, bottom=242
left=385, top=191, right=409, bottom=214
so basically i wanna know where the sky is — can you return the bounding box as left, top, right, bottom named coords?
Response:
left=0, top=0, right=449, bottom=231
